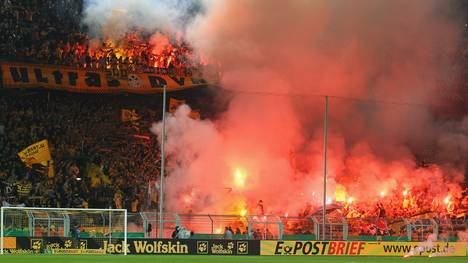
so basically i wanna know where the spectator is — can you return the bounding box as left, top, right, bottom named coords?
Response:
left=131, top=196, right=140, bottom=213
left=15, top=176, right=32, bottom=204
left=146, top=223, right=152, bottom=236
left=70, top=222, right=80, bottom=238
left=176, top=226, right=192, bottom=239
left=171, top=226, right=180, bottom=239
left=223, top=226, right=233, bottom=239
left=253, top=229, right=262, bottom=240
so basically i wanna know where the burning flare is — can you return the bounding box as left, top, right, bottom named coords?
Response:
left=233, top=167, right=247, bottom=189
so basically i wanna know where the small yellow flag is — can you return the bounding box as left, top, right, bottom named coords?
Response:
left=18, top=140, right=52, bottom=167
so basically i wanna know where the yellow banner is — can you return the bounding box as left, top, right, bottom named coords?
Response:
left=18, top=139, right=51, bottom=166
left=260, top=241, right=467, bottom=256
left=0, top=62, right=210, bottom=93
left=2, top=237, right=17, bottom=249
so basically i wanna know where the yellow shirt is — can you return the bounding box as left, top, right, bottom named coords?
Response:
left=131, top=199, right=139, bottom=213
left=16, top=182, right=32, bottom=198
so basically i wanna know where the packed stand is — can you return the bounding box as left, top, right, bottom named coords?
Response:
left=0, top=0, right=201, bottom=76
left=282, top=187, right=467, bottom=238
left=0, top=0, right=83, bottom=64
left=0, top=91, right=164, bottom=212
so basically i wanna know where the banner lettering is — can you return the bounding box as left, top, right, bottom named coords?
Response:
left=0, top=62, right=210, bottom=93
left=6, top=237, right=260, bottom=256
left=17, top=140, right=51, bottom=166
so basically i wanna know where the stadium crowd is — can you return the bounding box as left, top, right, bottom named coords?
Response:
left=0, top=91, right=163, bottom=212
left=0, top=0, right=466, bottom=240
left=282, top=187, right=468, bottom=237
left=0, top=0, right=199, bottom=76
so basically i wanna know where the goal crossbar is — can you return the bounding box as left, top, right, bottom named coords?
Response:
left=0, top=206, right=128, bottom=255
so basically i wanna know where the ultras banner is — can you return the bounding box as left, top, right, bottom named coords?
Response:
left=260, top=240, right=467, bottom=256
left=5, top=237, right=260, bottom=255
left=0, top=62, right=209, bottom=93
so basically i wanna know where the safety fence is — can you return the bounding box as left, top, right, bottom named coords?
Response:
left=3, top=210, right=466, bottom=242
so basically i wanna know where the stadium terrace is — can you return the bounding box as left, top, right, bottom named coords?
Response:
left=0, top=0, right=467, bottom=261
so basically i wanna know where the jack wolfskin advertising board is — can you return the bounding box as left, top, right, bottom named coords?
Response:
left=0, top=62, right=209, bottom=94
left=192, top=240, right=254, bottom=255
left=6, top=237, right=260, bottom=255
left=260, top=240, right=467, bottom=256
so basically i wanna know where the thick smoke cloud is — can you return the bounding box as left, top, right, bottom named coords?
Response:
left=154, top=0, right=467, bottom=214
left=149, top=0, right=467, bottom=214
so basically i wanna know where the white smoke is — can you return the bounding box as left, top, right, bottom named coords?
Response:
left=82, top=0, right=203, bottom=40
left=457, top=229, right=468, bottom=242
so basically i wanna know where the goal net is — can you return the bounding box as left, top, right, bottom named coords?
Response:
left=1, top=207, right=127, bottom=255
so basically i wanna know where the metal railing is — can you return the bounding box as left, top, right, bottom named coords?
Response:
left=311, top=216, right=348, bottom=241
left=403, top=218, right=438, bottom=241
left=4, top=208, right=466, bottom=241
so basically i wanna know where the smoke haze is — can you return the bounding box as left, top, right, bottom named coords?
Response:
left=82, top=0, right=203, bottom=40
left=84, top=0, right=467, bottom=214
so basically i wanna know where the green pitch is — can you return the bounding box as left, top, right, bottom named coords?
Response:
left=0, top=255, right=467, bottom=263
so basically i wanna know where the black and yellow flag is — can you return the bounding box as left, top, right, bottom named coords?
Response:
left=18, top=140, right=51, bottom=166
left=18, top=140, right=54, bottom=177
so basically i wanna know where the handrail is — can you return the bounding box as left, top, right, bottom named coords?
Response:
left=208, top=214, right=214, bottom=234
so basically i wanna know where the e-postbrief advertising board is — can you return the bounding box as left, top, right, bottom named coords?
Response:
left=260, top=240, right=467, bottom=256
left=4, top=237, right=260, bottom=255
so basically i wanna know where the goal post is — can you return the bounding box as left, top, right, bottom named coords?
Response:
left=0, top=207, right=127, bottom=255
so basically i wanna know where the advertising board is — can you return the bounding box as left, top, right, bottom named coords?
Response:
left=4, top=237, right=260, bottom=255
left=260, top=240, right=467, bottom=256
